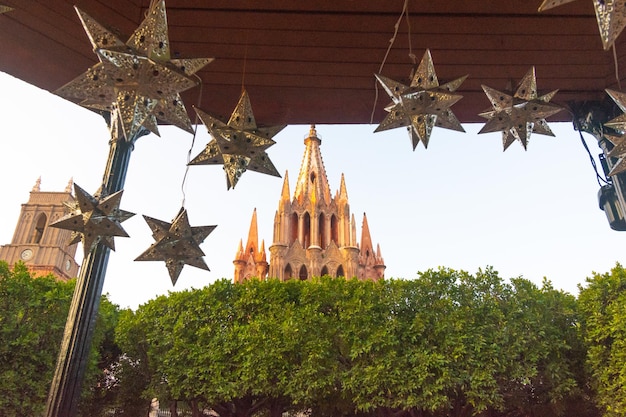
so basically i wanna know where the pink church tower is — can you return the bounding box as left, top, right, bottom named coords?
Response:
left=234, top=125, right=385, bottom=281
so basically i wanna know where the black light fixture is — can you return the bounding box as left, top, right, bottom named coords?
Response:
left=598, top=184, right=626, bottom=230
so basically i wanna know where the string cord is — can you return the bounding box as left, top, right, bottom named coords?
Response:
left=370, top=0, right=411, bottom=124
left=180, top=76, right=204, bottom=208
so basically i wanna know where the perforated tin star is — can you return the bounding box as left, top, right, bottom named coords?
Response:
left=602, top=89, right=626, bottom=176
left=0, top=5, right=13, bottom=13
left=478, top=67, right=563, bottom=151
left=135, top=208, right=216, bottom=285
left=56, top=0, right=213, bottom=141
left=189, top=89, right=285, bottom=189
left=50, top=184, right=134, bottom=256
left=539, top=0, right=626, bottom=50
left=374, top=49, right=467, bottom=150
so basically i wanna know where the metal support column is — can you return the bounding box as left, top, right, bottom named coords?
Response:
left=45, top=115, right=147, bottom=417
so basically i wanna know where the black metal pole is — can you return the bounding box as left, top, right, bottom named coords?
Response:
left=45, top=117, right=145, bottom=417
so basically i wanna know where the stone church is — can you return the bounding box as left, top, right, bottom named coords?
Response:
left=0, top=178, right=80, bottom=280
left=234, top=125, right=385, bottom=282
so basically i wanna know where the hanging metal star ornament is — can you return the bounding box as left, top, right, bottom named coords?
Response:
left=0, top=5, right=13, bottom=13
left=135, top=208, right=216, bottom=285
left=478, top=67, right=563, bottom=151
left=189, top=89, right=285, bottom=189
left=374, top=49, right=467, bottom=150
left=55, top=0, right=213, bottom=141
left=538, top=0, right=626, bottom=50
left=50, top=183, right=135, bottom=256
left=601, top=89, right=626, bottom=176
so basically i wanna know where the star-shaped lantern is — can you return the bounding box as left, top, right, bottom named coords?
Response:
left=374, top=49, right=467, bottom=150
left=602, top=89, right=626, bottom=176
left=135, top=208, right=216, bottom=285
left=539, top=0, right=626, bottom=50
left=478, top=67, right=563, bottom=151
left=189, top=89, right=285, bottom=189
left=0, top=5, right=13, bottom=13
left=56, top=0, right=213, bottom=141
left=51, top=184, right=134, bottom=256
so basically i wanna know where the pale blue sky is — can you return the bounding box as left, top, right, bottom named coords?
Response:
left=0, top=71, right=624, bottom=309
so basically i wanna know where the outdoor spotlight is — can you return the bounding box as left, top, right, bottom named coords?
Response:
left=598, top=184, right=626, bottom=231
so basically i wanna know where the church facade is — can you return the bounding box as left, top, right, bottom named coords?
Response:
left=0, top=178, right=80, bottom=280
left=234, top=126, right=385, bottom=282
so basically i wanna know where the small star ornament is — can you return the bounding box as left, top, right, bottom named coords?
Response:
left=189, top=89, right=285, bottom=189
left=602, top=89, right=626, bottom=176
left=478, top=67, right=563, bottom=151
left=374, top=49, right=467, bottom=150
left=539, top=0, right=626, bottom=50
left=56, top=0, right=213, bottom=141
left=135, top=208, right=216, bottom=285
left=50, top=184, right=134, bottom=256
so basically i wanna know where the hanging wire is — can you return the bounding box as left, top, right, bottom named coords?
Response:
left=572, top=112, right=609, bottom=187
left=180, top=77, right=204, bottom=208
left=370, top=0, right=411, bottom=124
left=612, top=43, right=622, bottom=91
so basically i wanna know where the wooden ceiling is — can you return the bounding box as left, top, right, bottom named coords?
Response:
left=0, top=0, right=623, bottom=125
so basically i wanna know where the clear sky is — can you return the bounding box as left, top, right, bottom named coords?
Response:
left=1, top=71, right=624, bottom=310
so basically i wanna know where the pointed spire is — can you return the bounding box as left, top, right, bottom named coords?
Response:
left=244, top=208, right=259, bottom=256
left=293, top=125, right=332, bottom=205
left=65, top=177, right=74, bottom=193
left=236, top=238, right=244, bottom=259
left=32, top=176, right=41, bottom=192
left=351, top=213, right=357, bottom=246
left=281, top=170, right=291, bottom=201
left=338, top=173, right=348, bottom=201
left=360, top=212, right=374, bottom=256
left=376, top=243, right=383, bottom=258
left=259, top=239, right=267, bottom=262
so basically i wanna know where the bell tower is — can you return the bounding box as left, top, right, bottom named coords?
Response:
left=0, top=178, right=80, bottom=280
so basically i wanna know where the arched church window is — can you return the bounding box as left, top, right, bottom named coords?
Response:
left=303, top=212, right=310, bottom=248
left=331, top=215, right=338, bottom=244
left=31, top=213, right=47, bottom=244
left=299, top=265, right=308, bottom=280
left=318, top=213, right=325, bottom=248
left=290, top=213, right=298, bottom=244
left=320, top=265, right=329, bottom=277
left=310, top=172, right=316, bottom=184
left=284, top=264, right=293, bottom=280
left=337, top=265, right=345, bottom=278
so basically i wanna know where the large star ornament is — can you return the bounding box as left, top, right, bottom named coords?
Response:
left=539, top=0, right=626, bottom=50
left=50, top=184, right=134, bottom=256
left=56, top=0, right=213, bottom=141
left=602, top=89, right=626, bottom=176
left=374, top=49, right=467, bottom=150
left=135, top=208, right=216, bottom=285
left=189, top=89, right=285, bottom=189
left=478, top=67, right=563, bottom=151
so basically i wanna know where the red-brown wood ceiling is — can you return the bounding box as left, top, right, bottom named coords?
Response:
left=0, top=0, right=623, bottom=125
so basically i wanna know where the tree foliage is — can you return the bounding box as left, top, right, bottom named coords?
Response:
left=578, top=263, right=626, bottom=417
left=0, top=260, right=121, bottom=417
left=117, top=268, right=590, bottom=417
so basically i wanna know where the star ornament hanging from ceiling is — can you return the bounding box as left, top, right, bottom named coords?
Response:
left=374, top=49, right=467, bottom=150
left=538, top=0, right=626, bottom=50
left=189, top=89, right=285, bottom=189
left=478, top=67, right=563, bottom=151
left=55, top=0, right=213, bottom=141
left=135, top=208, right=216, bottom=285
left=50, top=184, right=135, bottom=257
left=602, top=89, right=626, bottom=176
